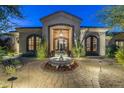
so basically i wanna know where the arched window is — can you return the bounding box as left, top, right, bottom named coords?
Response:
left=85, top=36, right=99, bottom=56
left=27, top=35, right=41, bottom=52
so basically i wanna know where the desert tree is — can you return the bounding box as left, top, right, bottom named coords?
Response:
left=0, top=5, right=23, bottom=33
left=97, top=6, right=124, bottom=58
left=97, top=6, right=124, bottom=31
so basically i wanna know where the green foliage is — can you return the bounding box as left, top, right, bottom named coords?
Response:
left=72, top=40, right=85, bottom=58
left=72, top=28, right=86, bottom=58
left=0, top=34, right=17, bottom=55
left=97, top=6, right=124, bottom=28
left=11, top=60, right=21, bottom=65
left=0, top=85, right=8, bottom=88
left=106, top=44, right=118, bottom=58
left=81, top=46, right=86, bottom=57
left=4, top=65, right=16, bottom=75
left=0, top=6, right=23, bottom=32
left=0, top=47, right=6, bottom=63
left=7, top=51, right=15, bottom=57
left=37, top=47, right=46, bottom=60
left=72, top=47, right=77, bottom=57
left=0, top=81, right=9, bottom=88
left=36, top=37, right=48, bottom=60
left=115, top=47, right=124, bottom=65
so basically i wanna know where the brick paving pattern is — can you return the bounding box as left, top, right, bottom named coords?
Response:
left=0, top=57, right=124, bottom=88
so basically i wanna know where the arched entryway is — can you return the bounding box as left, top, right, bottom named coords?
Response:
left=27, top=35, right=41, bottom=52
left=48, top=24, right=73, bottom=53
left=85, top=36, right=99, bottom=56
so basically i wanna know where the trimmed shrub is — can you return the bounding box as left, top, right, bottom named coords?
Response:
left=115, top=47, right=124, bottom=65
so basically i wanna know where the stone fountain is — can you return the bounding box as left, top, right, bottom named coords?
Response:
left=45, top=51, right=78, bottom=71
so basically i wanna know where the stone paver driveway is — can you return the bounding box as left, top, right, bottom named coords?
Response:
left=1, top=57, right=124, bottom=88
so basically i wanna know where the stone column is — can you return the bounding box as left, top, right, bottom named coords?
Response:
left=99, top=32, right=106, bottom=56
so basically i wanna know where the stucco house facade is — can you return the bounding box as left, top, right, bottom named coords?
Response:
left=11, top=11, right=109, bottom=56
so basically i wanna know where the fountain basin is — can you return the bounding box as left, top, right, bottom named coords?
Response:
left=48, top=56, right=72, bottom=66
left=45, top=56, right=78, bottom=71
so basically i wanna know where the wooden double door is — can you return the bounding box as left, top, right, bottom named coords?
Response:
left=85, top=36, right=99, bottom=56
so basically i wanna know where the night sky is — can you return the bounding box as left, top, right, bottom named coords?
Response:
left=14, top=5, right=107, bottom=28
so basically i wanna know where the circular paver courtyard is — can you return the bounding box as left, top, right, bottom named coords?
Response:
left=1, top=57, right=124, bottom=88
